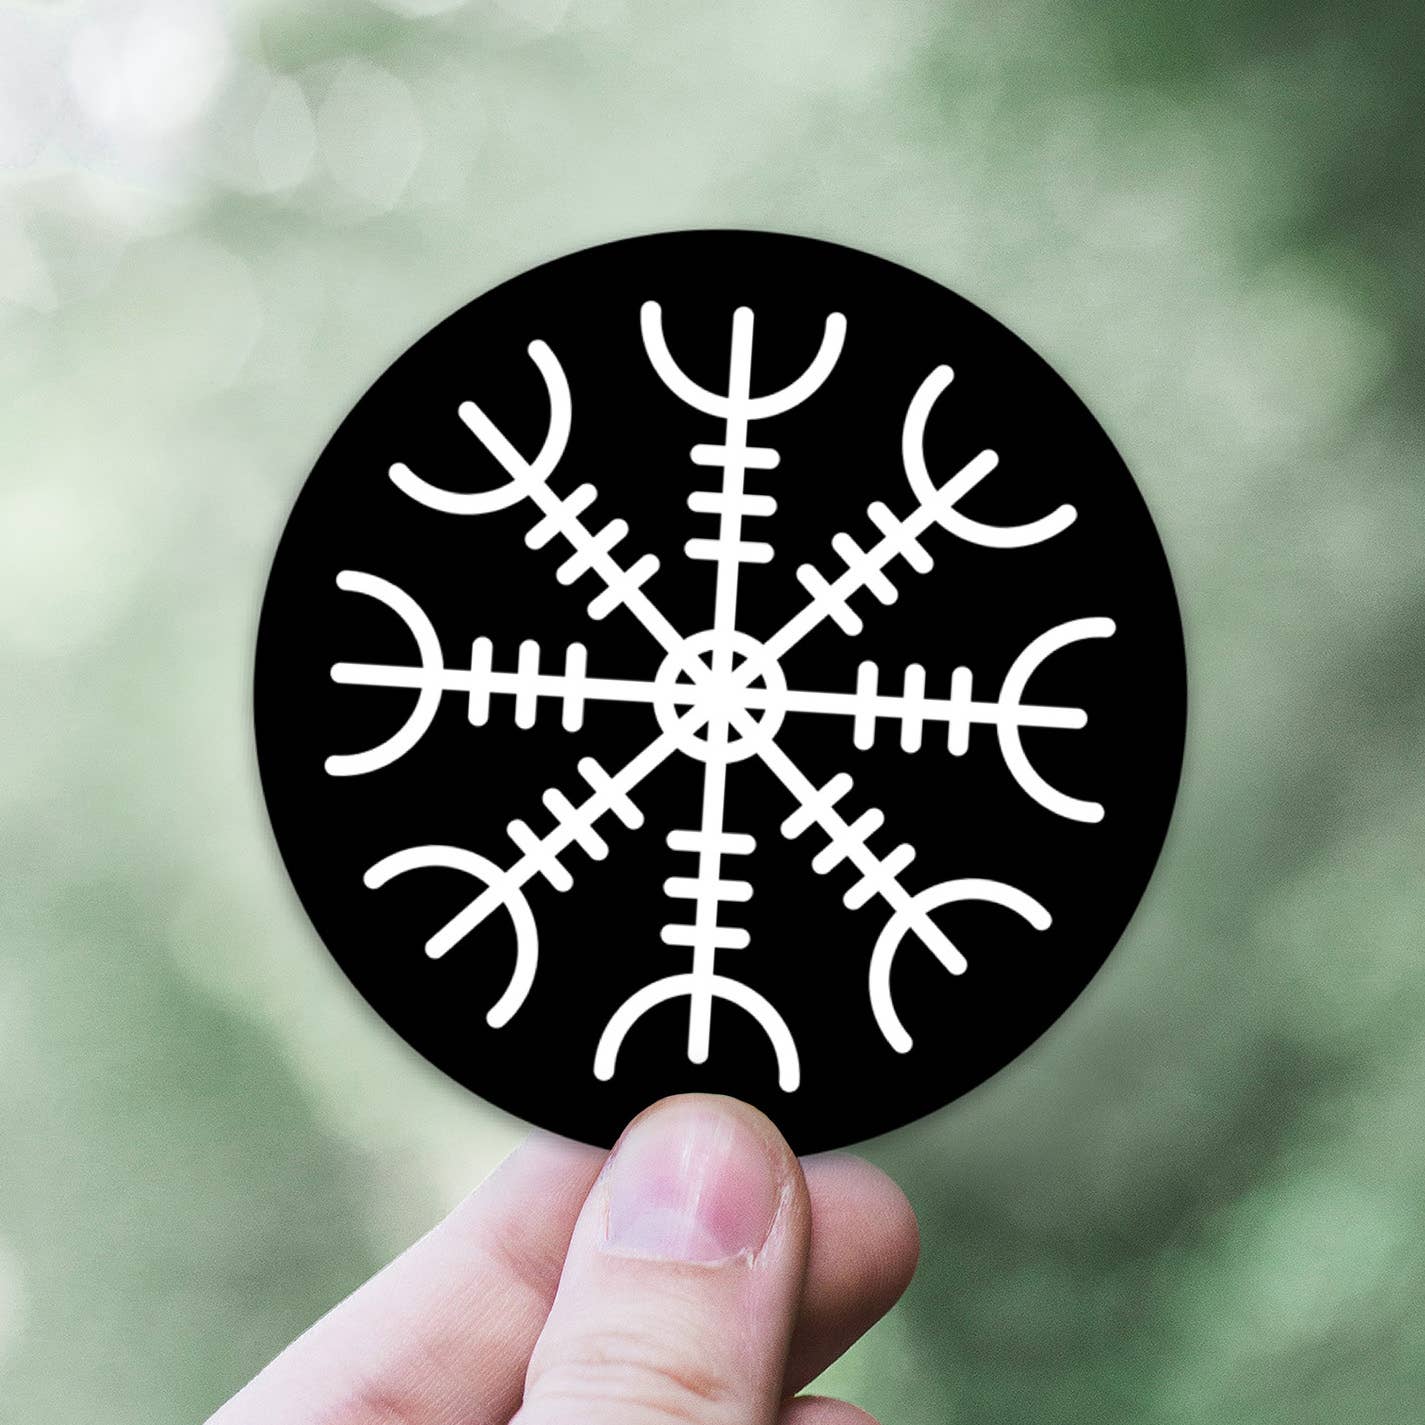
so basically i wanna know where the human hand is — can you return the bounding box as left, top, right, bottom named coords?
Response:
left=209, top=1094, right=919, bottom=1425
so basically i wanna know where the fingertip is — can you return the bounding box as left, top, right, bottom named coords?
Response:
left=779, top=1394, right=881, bottom=1425
left=603, top=1096, right=797, bottom=1263
left=782, top=1154, right=918, bottom=1393
left=804, top=1152, right=920, bottom=1295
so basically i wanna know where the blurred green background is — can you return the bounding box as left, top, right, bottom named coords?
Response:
left=2, top=0, right=1422, bottom=1419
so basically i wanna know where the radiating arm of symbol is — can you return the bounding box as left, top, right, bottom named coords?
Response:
left=594, top=972, right=800, bottom=1093
left=334, top=632, right=695, bottom=733
left=738, top=714, right=1053, bottom=1058
left=751, top=367, right=1078, bottom=669
left=659, top=753, right=758, bottom=1066
left=644, top=301, right=846, bottom=677
left=733, top=617, right=1116, bottom=820
left=399, top=731, right=687, bottom=962
left=324, top=571, right=445, bottom=777
left=594, top=640, right=792, bottom=1087
left=322, top=578, right=733, bottom=777
left=759, top=454, right=1000, bottom=660
left=324, top=578, right=677, bottom=768
left=750, top=723, right=965, bottom=959
left=737, top=662, right=1084, bottom=747
left=868, top=880, right=1051, bottom=1053
left=362, top=846, right=537, bottom=1028
left=386, top=338, right=710, bottom=691
left=595, top=709, right=771, bottom=1078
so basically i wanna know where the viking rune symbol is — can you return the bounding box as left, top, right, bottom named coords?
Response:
left=324, top=302, right=1113, bottom=1092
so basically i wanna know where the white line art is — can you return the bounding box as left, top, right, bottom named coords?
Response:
left=326, top=306, right=1113, bottom=1078
left=388, top=339, right=705, bottom=684
left=325, top=571, right=444, bottom=777
left=869, top=879, right=1052, bottom=1053
left=363, top=846, right=538, bottom=1027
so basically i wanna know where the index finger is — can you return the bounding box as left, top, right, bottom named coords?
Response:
left=207, top=1131, right=603, bottom=1425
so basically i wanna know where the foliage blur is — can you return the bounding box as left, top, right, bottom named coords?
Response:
left=2, top=0, right=1422, bottom=1419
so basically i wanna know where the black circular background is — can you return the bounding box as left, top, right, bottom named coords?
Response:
left=255, top=230, right=1186, bottom=1153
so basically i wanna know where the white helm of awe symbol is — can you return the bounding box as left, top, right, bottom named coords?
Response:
left=319, top=299, right=1112, bottom=1092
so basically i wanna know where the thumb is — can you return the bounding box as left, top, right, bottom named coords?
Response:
left=514, top=1094, right=811, bottom=1425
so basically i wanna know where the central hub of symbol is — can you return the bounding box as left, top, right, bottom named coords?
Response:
left=654, top=629, right=787, bottom=764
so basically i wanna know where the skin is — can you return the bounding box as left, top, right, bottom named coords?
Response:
left=208, top=1094, right=920, bottom=1425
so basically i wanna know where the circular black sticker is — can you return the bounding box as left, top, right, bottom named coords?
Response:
left=255, top=230, right=1185, bottom=1153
